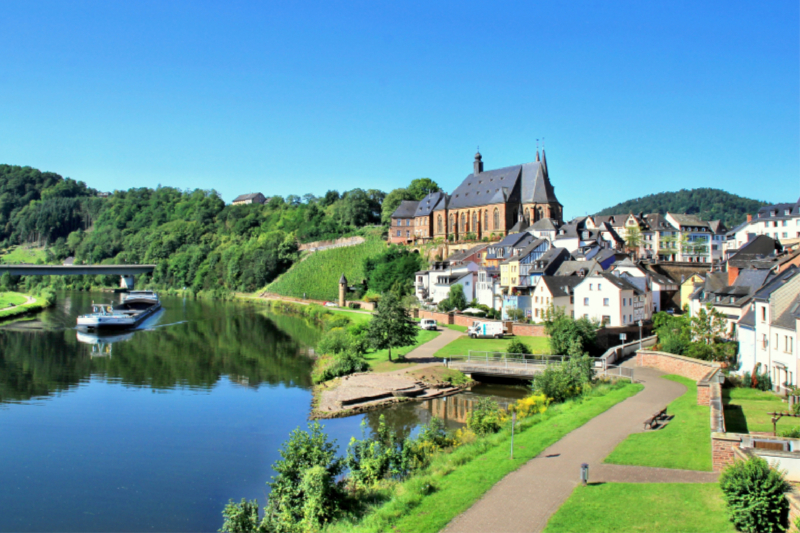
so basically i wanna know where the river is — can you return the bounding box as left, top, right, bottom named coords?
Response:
left=0, top=292, right=527, bottom=532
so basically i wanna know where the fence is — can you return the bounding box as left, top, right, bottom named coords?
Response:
left=596, top=364, right=635, bottom=381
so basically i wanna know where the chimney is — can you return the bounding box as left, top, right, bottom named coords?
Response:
left=474, top=151, right=483, bottom=175
left=747, top=214, right=753, bottom=223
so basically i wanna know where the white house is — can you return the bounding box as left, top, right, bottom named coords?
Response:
left=736, top=267, right=800, bottom=393
left=476, top=267, right=502, bottom=311
left=530, top=276, right=583, bottom=321
left=573, top=272, right=650, bottom=327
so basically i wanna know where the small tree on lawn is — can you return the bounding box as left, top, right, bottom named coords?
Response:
left=447, top=284, right=467, bottom=312
left=368, top=292, right=418, bottom=362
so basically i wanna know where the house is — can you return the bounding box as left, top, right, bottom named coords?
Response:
left=708, top=220, right=728, bottom=261
left=413, top=191, right=446, bottom=240
left=476, top=267, right=502, bottom=310
left=499, top=238, right=552, bottom=290
left=232, top=192, right=266, bottom=205
left=555, top=259, right=604, bottom=277
left=610, top=257, right=677, bottom=314
left=690, top=269, right=772, bottom=336
left=530, top=276, right=583, bottom=321
left=446, top=244, right=489, bottom=267
left=482, top=232, right=538, bottom=268
left=665, top=213, right=713, bottom=263
left=726, top=236, right=782, bottom=285
left=680, top=273, right=706, bottom=310
left=741, top=200, right=800, bottom=243
left=573, top=272, right=650, bottom=327
left=736, top=267, right=800, bottom=393
left=416, top=261, right=479, bottom=305
left=389, top=200, right=419, bottom=244
left=641, top=213, right=677, bottom=260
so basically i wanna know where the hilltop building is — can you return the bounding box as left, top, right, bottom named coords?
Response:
left=232, top=192, right=266, bottom=205
left=390, top=150, right=562, bottom=244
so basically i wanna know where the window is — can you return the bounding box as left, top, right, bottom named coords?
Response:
left=761, top=307, right=767, bottom=322
left=535, top=296, right=539, bottom=303
left=484, top=210, right=488, bottom=231
left=406, top=230, right=410, bottom=238
left=603, top=298, right=609, bottom=306
left=762, top=334, right=768, bottom=350
left=493, top=208, right=500, bottom=229
left=589, top=283, right=593, bottom=290
left=629, top=315, right=633, bottom=323
left=437, top=215, right=443, bottom=234
left=461, top=213, right=466, bottom=233
left=583, top=297, right=589, bottom=305
left=598, top=283, right=602, bottom=290
left=473, top=212, right=478, bottom=233
left=602, top=315, right=611, bottom=325
left=776, top=333, right=779, bottom=349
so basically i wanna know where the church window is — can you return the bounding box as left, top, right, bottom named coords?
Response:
left=493, top=208, right=500, bottom=229
left=461, top=213, right=466, bottom=233
left=484, top=210, right=488, bottom=230
left=450, top=215, right=455, bottom=233
left=525, top=208, right=530, bottom=223
left=437, top=215, right=443, bottom=234
left=473, top=212, right=478, bottom=233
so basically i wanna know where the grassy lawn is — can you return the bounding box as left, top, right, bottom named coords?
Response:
left=327, top=307, right=373, bottom=325
left=0, top=246, right=46, bottom=264
left=365, top=329, right=440, bottom=372
left=723, top=386, right=792, bottom=434
left=0, top=294, right=47, bottom=319
left=445, top=324, right=468, bottom=332
left=544, top=483, right=735, bottom=533
left=433, top=335, right=551, bottom=358
left=0, top=292, right=29, bottom=308
left=604, top=375, right=711, bottom=471
left=331, top=382, right=643, bottom=533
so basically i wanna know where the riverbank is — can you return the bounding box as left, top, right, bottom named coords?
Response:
left=0, top=291, right=51, bottom=320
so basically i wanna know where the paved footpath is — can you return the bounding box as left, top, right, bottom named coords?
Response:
left=403, top=327, right=463, bottom=364
left=443, top=366, right=691, bottom=533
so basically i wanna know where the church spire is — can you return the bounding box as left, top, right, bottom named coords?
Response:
left=542, top=148, right=548, bottom=176
left=473, top=149, right=483, bottom=175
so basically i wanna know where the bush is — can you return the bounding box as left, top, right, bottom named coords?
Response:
left=345, top=415, right=411, bottom=489
left=780, top=427, right=800, bottom=438
left=531, top=355, right=594, bottom=403
left=466, top=397, right=505, bottom=436
left=264, top=422, right=344, bottom=533
left=506, top=339, right=531, bottom=355
left=348, top=302, right=361, bottom=309
left=742, top=370, right=772, bottom=391
left=312, top=349, right=369, bottom=383
left=719, top=456, right=791, bottom=533
left=544, top=307, right=597, bottom=355
left=511, top=393, right=549, bottom=419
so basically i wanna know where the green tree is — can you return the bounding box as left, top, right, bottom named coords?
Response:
left=543, top=306, right=597, bottom=355
left=367, top=292, right=418, bottom=362
left=406, top=178, right=441, bottom=200
left=624, top=225, right=642, bottom=256
left=446, top=284, right=467, bottom=311
left=381, top=188, right=414, bottom=225
left=690, top=305, right=730, bottom=344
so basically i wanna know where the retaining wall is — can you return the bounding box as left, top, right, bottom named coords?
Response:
left=509, top=323, right=547, bottom=337
left=419, top=310, right=454, bottom=325
left=636, top=350, right=721, bottom=382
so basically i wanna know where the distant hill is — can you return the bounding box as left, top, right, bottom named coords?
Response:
left=594, top=188, right=770, bottom=227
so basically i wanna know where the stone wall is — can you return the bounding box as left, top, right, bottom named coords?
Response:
left=298, top=236, right=365, bottom=252
left=419, top=309, right=454, bottom=325
left=636, top=350, right=721, bottom=382
left=454, top=314, right=479, bottom=327
left=711, top=434, right=744, bottom=472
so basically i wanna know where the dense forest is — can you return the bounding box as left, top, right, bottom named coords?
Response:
left=594, top=188, right=770, bottom=227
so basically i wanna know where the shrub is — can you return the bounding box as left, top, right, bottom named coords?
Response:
left=348, top=302, right=361, bottom=309
left=531, top=355, right=594, bottom=403
left=780, top=427, right=800, bottom=438
left=317, top=328, right=355, bottom=355
left=719, top=456, right=791, bottom=533
left=345, top=415, right=410, bottom=489
left=220, top=498, right=265, bottom=533
left=264, top=422, right=344, bottom=533
left=466, top=397, right=505, bottom=436
left=512, top=393, right=550, bottom=419
left=312, top=350, right=368, bottom=384
left=544, top=307, right=597, bottom=355
left=506, top=339, right=531, bottom=355
left=742, top=370, right=772, bottom=391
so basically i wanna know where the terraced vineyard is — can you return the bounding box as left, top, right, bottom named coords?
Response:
left=264, top=236, right=386, bottom=301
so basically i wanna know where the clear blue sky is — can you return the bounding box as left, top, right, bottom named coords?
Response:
left=0, top=0, right=797, bottom=218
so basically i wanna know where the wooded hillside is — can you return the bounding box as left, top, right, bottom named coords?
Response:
left=594, top=188, right=769, bottom=227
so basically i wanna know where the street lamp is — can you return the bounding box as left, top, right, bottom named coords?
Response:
left=638, top=320, right=643, bottom=352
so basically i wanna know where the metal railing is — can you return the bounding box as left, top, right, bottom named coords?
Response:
left=596, top=365, right=634, bottom=381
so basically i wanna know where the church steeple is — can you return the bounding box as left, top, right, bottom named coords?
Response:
left=542, top=148, right=548, bottom=177
left=473, top=150, right=483, bottom=175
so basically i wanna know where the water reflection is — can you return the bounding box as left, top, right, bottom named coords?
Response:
left=76, top=330, right=135, bottom=357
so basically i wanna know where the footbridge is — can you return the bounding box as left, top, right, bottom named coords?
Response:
left=0, top=264, right=156, bottom=289
left=448, top=352, right=565, bottom=379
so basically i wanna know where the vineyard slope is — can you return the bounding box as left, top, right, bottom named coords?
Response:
left=264, top=237, right=386, bottom=301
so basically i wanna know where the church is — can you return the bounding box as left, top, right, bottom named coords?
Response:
left=389, top=150, right=563, bottom=244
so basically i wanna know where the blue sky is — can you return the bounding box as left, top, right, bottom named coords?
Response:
left=0, top=0, right=797, bottom=218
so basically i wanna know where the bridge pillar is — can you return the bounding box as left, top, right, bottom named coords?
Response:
left=120, top=275, right=135, bottom=290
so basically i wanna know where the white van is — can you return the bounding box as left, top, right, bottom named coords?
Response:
left=420, top=319, right=438, bottom=331
left=467, top=321, right=504, bottom=339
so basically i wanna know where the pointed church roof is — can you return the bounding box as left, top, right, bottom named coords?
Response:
left=339, top=274, right=348, bottom=284
left=520, top=159, right=560, bottom=205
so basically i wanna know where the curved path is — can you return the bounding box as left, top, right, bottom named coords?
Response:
left=443, top=366, right=692, bottom=533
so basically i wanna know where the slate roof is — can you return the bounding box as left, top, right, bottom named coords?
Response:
left=753, top=267, right=799, bottom=300
left=500, top=238, right=549, bottom=265
left=541, top=276, right=584, bottom=298
left=392, top=200, right=420, bottom=218
left=593, top=214, right=631, bottom=227
left=414, top=191, right=445, bottom=217
left=649, top=272, right=677, bottom=286
left=739, top=306, right=756, bottom=328
left=756, top=201, right=800, bottom=220
left=556, top=259, right=603, bottom=277
left=447, top=244, right=488, bottom=263
left=774, top=295, right=800, bottom=330
left=708, top=220, right=727, bottom=235
left=448, top=154, right=560, bottom=210
left=732, top=269, right=771, bottom=290
left=448, top=165, right=520, bottom=210
left=594, top=272, right=644, bottom=295
left=668, top=213, right=709, bottom=228
left=530, top=217, right=559, bottom=230
left=728, top=236, right=781, bottom=269
left=643, top=213, right=675, bottom=232
left=232, top=192, right=264, bottom=202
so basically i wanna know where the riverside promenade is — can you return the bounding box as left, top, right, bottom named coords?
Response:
left=443, top=365, right=713, bottom=533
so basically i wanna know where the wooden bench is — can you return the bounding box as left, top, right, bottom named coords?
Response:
left=644, top=408, right=669, bottom=430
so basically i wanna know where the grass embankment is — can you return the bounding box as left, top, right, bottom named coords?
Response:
left=0, top=292, right=48, bottom=319
left=605, top=375, right=712, bottom=471
left=723, top=386, right=792, bottom=434
left=0, top=246, right=47, bottom=264
left=433, top=335, right=551, bottom=359
left=265, top=235, right=386, bottom=301
left=544, top=483, right=735, bottom=533
left=366, top=329, right=440, bottom=372
left=327, top=381, right=643, bottom=533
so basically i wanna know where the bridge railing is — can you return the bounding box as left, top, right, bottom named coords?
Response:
left=595, top=364, right=634, bottom=381
left=461, top=351, right=564, bottom=364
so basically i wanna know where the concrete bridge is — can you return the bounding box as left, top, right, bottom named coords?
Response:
left=448, top=352, right=564, bottom=379
left=0, top=264, right=156, bottom=289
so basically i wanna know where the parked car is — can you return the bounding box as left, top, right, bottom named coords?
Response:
left=324, top=302, right=337, bottom=307
left=467, top=321, right=504, bottom=339
left=420, top=318, right=438, bottom=331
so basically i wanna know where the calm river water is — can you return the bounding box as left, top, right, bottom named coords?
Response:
left=0, top=292, right=527, bottom=532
